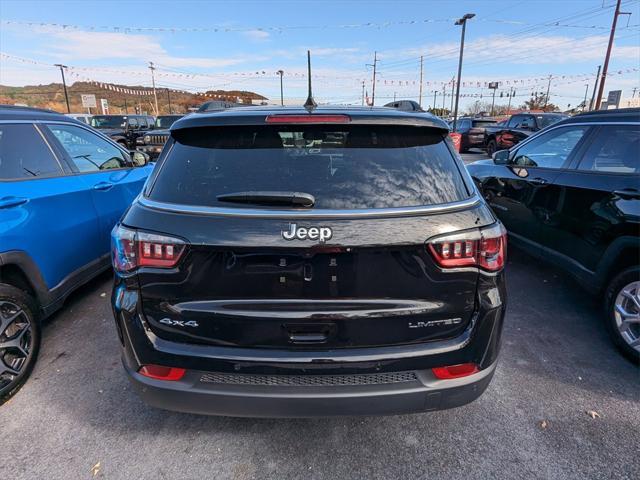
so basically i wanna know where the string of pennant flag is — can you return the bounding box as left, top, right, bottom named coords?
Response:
left=2, top=51, right=638, bottom=96
left=2, top=17, right=636, bottom=34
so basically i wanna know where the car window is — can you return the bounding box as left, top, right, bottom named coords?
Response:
left=512, top=126, right=589, bottom=169
left=47, top=124, right=130, bottom=172
left=0, top=124, right=62, bottom=179
left=128, top=118, right=139, bottom=129
left=577, top=125, right=640, bottom=174
left=149, top=125, right=470, bottom=210
left=507, top=115, right=522, bottom=128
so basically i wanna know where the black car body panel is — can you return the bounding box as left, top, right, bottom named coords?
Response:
left=452, top=117, right=498, bottom=152
left=467, top=108, right=640, bottom=293
left=484, top=112, right=569, bottom=154
left=111, top=106, right=507, bottom=416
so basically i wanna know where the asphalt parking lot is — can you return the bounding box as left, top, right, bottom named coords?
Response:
left=2, top=246, right=639, bottom=480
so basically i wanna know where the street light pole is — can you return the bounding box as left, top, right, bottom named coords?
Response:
left=54, top=64, right=71, bottom=113
left=452, top=13, right=475, bottom=131
left=277, top=70, right=284, bottom=106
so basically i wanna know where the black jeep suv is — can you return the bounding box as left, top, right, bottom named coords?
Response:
left=90, top=114, right=155, bottom=149
left=111, top=106, right=507, bottom=417
left=467, top=108, right=639, bottom=361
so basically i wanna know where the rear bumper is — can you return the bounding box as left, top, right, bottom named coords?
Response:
left=124, top=359, right=497, bottom=417
left=112, top=273, right=506, bottom=417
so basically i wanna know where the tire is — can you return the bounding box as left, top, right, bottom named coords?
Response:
left=0, top=284, right=41, bottom=403
left=486, top=139, right=497, bottom=157
left=604, top=267, right=640, bottom=363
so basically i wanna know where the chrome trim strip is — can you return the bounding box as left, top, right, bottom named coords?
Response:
left=137, top=194, right=482, bottom=219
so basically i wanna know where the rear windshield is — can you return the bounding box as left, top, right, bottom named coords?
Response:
left=149, top=125, right=469, bottom=210
left=91, top=116, right=126, bottom=128
left=536, top=114, right=568, bottom=129
left=472, top=120, right=496, bottom=127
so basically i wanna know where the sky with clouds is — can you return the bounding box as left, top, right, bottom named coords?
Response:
left=0, top=0, right=639, bottom=110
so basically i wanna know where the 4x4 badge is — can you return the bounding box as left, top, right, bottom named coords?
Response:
left=282, top=223, right=332, bottom=243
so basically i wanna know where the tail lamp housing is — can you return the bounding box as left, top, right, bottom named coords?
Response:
left=427, top=223, right=507, bottom=272
left=111, top=225, right=186, bottom=273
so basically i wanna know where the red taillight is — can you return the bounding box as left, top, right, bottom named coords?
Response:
left=427, top=223, right=506, bottom=272
left=432, top=363, right=479, bottom=380
left=138, top=365, right=186, bottom=381
left=265, top=114, right=351, bottom=124
left=112, top=225, right=186, bottom=273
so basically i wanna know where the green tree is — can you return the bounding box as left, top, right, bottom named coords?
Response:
left=521, top=92, right=558, bottom=112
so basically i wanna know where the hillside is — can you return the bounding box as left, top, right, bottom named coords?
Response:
left=0, top=82, right=268, bottom=115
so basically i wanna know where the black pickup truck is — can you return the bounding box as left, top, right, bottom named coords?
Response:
left=484, top=112, right=568, bottom=156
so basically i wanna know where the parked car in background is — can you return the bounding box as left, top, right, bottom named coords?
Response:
left=467, top=108, right=640, bottom=361
left=484, top=112, right=569, bottom=156
left=450, top=117, right=498, bottom=152
left=111, top=106, right=507, bottom=417
left=90, top=114, right=155, bottom=149
left=0, top=106, right=153, bottom=402
left=383, top=100, right=424, bottom=112
left=65, top=113, right=92, bottom=124
left=197, top=100, right=244, bottom=112
left=136, top=114, right=183, bottom=159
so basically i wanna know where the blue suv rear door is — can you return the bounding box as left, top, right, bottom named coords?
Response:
left=43, top=123, right=153, bottom=252
left=0, top=122, right=103, bottom=291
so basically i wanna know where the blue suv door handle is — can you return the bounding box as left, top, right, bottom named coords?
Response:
left=0, top=196, right=28, bottom=209
left=93, top=181, right=114, bottom=191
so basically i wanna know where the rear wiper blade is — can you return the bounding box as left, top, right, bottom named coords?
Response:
left=216, top=191, right=315, bottom=207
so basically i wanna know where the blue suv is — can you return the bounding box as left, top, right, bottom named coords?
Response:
left=0, top=106, right=153, bottom=401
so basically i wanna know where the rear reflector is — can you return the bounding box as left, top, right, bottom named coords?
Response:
left=138, top=365, right=186, bottom=381
left=265, top=114, right=350, bottom=124
left=432, top=363, right=479, bottom=380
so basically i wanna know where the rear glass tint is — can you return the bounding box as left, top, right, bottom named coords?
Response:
left=149, top=125, right=469, bottom=209
left=472, top=120, right=496, bottom=127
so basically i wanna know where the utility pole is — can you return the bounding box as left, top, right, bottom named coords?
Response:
left=433, top=90, right=437, bottom=112
left=442, top=83, right=447, bottom=113
left=544, top=75, right=552, bottom=111
left=124, top=97, right=128, bottom=114
left=54, top=64, right=71, bottom=113
left=418, top=55, right=424, bottom=107
left=583, top=84, right=589, bottom=111
left=589, top=65, right=601, bottom=112
left=452, top=13, right=475, bottom=131
left=366, top=51, right=378, bottom=106
left=148, top=61, right=159, bottom=115
left=450, top=78, right=455, bottom=113
left=491, top=89, right=496, bottom=116
left=393, top=92, right=397, bottom=102
left=361, top=80, right=365, bottom=106
left=277, top=70, right=284, bottom=106
left=595, top=0, right=630, bottom=109
left=507, top=87, right=515, bottom=114
left=166, top=89, right=173, bottom=114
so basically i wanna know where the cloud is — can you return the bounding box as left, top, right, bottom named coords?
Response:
left=14, top=25, right=258, bottom=69
left=242, top=29, right=270, bottom=42
left=383, top=34, right=640, bottom=66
